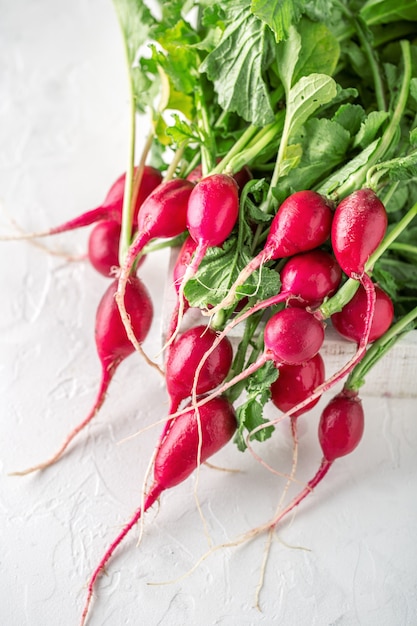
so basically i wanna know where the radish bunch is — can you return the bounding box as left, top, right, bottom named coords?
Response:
left=5, top=6, right=417, bottom=622
left=75, top=180, right=401, bottom=624
left=8, top=163, right=405, bottom=625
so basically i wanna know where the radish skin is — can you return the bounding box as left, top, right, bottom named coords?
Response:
left=331, top=188, right=388, bottom=278
left=87, top=220, right=125, bottom=277
left=270, top=354, right=326, bottom=420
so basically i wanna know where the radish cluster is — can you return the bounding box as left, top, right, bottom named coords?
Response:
left=8, top=163, right=401, bottom=625
left=5, top=3, right=417, bottom=623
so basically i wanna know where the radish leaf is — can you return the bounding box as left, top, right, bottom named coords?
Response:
left=200, top=2, right=276, bottom=126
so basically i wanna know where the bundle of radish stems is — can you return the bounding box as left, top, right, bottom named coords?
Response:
left=4, top=1, right=417, bottom=623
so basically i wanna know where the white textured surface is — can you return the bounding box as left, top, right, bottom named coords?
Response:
left=1, top=3, right=416, bottom=626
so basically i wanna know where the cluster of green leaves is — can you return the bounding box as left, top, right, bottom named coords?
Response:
left=113, top=0, right=417, bottom=449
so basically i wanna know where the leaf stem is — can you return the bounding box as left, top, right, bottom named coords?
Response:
left=195, top=88, right=216, bottom=175
left=345, top=305, right=417, bottom=391
left=225, top=310, right=265, bottom=404
left=226, top=117, right=285, bottom=178
left=163, top=141, right=187, bottom=182
left=354, top=16, right=387, bottom=111
left=211, top=124, right=259, bottom=174
left=117, top=31, right=137, bottom=267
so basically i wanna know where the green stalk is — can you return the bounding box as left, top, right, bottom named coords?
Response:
left=141, top=232, right=188, bottom=255
left=345, top=305, right=417, bottom=391
left=225, top=116, right=285, bottom=177
left=336, top=1, right=387, bottom=111
left=319, top=199, right=417, bottom=318
left=388, top=242, right=417, bottom=257
left=195, top=88, right=216, bottom=176
left=163, top=141, right=187, bottom=182
left=380, top=180, right=400, bottom=207
left=117, top=35, right=137, bottom=267
left=354, top=17, right=387, bottom=112
left=264, top=115, right=291, bottom=213
left=332, top=39, right=412, bottom=200
left=210, top=124, right=259, bottom=174
left=182, top=150, right=202, bottom=178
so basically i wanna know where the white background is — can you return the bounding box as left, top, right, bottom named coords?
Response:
left=1, top=2, right=416, bottom=625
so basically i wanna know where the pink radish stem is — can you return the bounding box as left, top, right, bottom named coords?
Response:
left=1, top=167, right=162, bottom=241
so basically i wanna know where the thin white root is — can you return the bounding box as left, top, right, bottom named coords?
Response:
left=203, top=461, right=242, bottom=473
left=254, top=528, right=274, bottom=611
left=1, top=213, right=84, bottom=261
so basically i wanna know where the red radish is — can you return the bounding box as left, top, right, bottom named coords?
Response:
left=11, top=276, right=153, bottom=475
left=156, top=324, right=234, bottom=459
left=116, top=178, right=194, bottom=353
left=165, top=325, right=234, bottom=414
left=250, top=388, right=365, bottom=533
left=331, top=188, right=388, bottom=278
left=270, top=353, right=325, bottom=419
left=4, top=166, right=162, bottom=239
left=87, top=220, right=121, bottom=277
left=186, top=172, right=239, bottom=266
left=186, top=307, right=325, bottom=418
left=280, top=249, right=342, bottom=308
left=205, top=190, right=334, bottom=315
left=132, top=178, right=195, bottom=244
left=87, top=219, right=146, bottom=278
left=166, top=173, right=240, bottom=345
left=318, top=389, right=365, bottom=462
left=80, top=396, right=237, bottom=626
left=263, top=308, right=325, bottom=365
left=331, top=283, right=394, bottom=343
